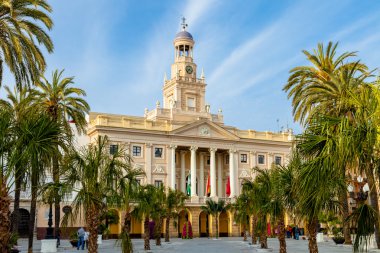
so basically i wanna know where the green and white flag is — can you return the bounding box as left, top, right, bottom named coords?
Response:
left=186, top=173, right=191, bottom=196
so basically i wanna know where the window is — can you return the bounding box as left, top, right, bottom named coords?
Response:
left=207, top=156, right=210, bottom=165
left=110, top=144, right=118, bottom=155
left=132, top=146, right=142, bottom=157
left=241, top=154, right=247, bottom=163
left=258, top=155, right=265, bottom=164
left=275, top=156, right=282, bottom=165
left=154, top=147, right=163, bottom=158
left=225, top=155, right=229, bottom=165
left=154, top=180, right=163, bottom=188
left=187, top=97, right=195, bottom=107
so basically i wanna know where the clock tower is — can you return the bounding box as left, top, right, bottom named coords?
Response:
left=162, top=18, right=207, bottom=115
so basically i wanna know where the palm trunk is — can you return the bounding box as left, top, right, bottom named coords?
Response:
left=307, top=218, right=318, bottom=253
left=216, top=216, right=219, bottom=239
left=155, top=217, right=163, bottom=246
left=12, top=171, right=22, bottom=234
left=260, top=216, right=268, bottom=249
left=0, top=178, right=11, bottom=253
left=340, top=191, right=352, bottom=244
left=165, top=214, right=170, bottom=242
left=28, top=169, right=38, bottom=253
left=53, top=152, right=60, bottom=238
left=251, top=215, right=257, bottom=244
left=87, top=206, right=100, bottom=253
left=367, top=171, right=380, bottom=249
left=122, top=211, right=133, bottom=253
left=144, top=216, right=150, bottom=250
left=278, top=215, right=287, bottom=253
left=243, top=223, right=247, bottom=241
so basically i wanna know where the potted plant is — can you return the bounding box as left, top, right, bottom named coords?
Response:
left=332, top=231, right=345, bottom=244
left=69, top=231, right=78, bottom=247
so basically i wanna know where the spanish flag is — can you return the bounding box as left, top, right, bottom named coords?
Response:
left=206, top=173, right=210, bottom=197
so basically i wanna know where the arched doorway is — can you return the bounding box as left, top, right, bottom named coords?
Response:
left=11, top=208, right=30, bottom=237
left=130, top=216, right=142, bottom=238
left=185, top=175, right=198, bottom=196
left=219, top=211, right=229, bottom=237
left=178, top=210, right=189, bottom=238
left=199, top=211, right=209, bottom=237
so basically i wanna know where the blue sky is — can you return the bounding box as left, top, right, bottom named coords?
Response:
left=3, top=0, right=380, bottom=133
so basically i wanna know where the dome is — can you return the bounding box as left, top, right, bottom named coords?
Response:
left=175, top=30, right=193, bottom=40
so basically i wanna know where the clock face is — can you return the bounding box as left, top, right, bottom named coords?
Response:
left=185, top=65, right=193, bottom=74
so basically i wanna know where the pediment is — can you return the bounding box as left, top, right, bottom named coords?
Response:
left=170, top=120, right=240, bottom=140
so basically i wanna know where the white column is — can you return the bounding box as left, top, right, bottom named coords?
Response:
left=210, top=148, right=217, bottom=197
left=180, top=151, right=186, bottom=193
left=170, top=145, right=177, bottom=190
left=217, top=153, right=223, bottom=197
left=199, top=152, right=205, bottom=197
left=145, top=143, right=152, bottom=184
left=234, top=151, right=240, bottom=196
left=190, top=146, right=198, bottom=196
left=268, top=152, right=274, bottom=169
left=229, top=149, right=236, bottom=198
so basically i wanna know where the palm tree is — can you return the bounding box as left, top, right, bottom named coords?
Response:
left=164, top=189, right=187, bottom=242
left=241, top=180, right=260, bottom=245
left=283, top=41, right=368, bottom=125
left=151, top=186, right=166, bottom=246
left=233, top=193, right=250, bottom=241
left=201, top=199, right=230, bottom=239
left=0, top=107, right=14, bottom=253
left=35, top=69, right=90, bottom=237
left=62, top=136, right=128, bottom=253
left=113, top=158, right=144, bottom=253
left=133, top=185, right=164, bottom=250
left=15, top=109, right=68, bottom=253
left=0, top=86, right=36, bottom=234
left=0, top=0, right=53, bottom=88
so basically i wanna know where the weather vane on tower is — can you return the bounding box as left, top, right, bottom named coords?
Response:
left=181, top=16, right=188, bottom=31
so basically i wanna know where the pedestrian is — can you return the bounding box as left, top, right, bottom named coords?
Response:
left=295, top=225, right=300, bottom=240
left=77, top=227, right=85, bottom=250
left=84, top=231, right=90, bottom=249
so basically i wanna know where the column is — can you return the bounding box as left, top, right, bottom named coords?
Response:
left=229, top=149, right=236, bottom=198
left=199, top=152, right=205, bottom=197
left=217, top=153, right=223, bottom=197
left=268, top=152, right=274, bottom=169
left=234, top=151, right=239, bottom=196
left=145, top=143, right=152, bottom=184
left=210, top=148, right=217, bottom=197
left=190, top=146, right=198, bottom=197
left=170, top=145, right=177, bottom=190
left=180, top=151, right=186, bottom=193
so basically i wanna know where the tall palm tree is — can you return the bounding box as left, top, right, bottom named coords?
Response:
left=0, top=107, right=14, bottom=253
left=0, top=86, right=36, bottom=234
left=15, top=109, right=68, bottom=253
left=133, top=185, right=163, bottom=251
left=283, top=41, right=368, bottom=125
left=201, top=199, right=230, bottom=239
left=35, top=69, right=90, bottom=237
left=151, top=186, right=166, bottom=246
left=62, top=136, right=128, bottom=253
left=0, top=0, right=53, bottom=88
left=164, top=189, right=187, bottom=242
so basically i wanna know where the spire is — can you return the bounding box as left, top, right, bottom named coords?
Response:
left=200, top=68, right=205, bottom=79
left=181, top=16, right=188, bottom=31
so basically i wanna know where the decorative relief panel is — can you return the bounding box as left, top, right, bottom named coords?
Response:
left=239, top=169, right=250, bottom=178
left=199, top=126, right=211, bottom=136
left=153, top=165, right=166, bottom=174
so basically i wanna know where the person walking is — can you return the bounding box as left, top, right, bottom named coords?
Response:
left=84, top=231, right=89, bottom=249
left=77, top=227, right=85, bottom=250
left=295, top=225, right=300, bottom=240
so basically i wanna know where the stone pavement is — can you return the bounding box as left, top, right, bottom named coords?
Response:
left=16, top=237, right=380, bottom=253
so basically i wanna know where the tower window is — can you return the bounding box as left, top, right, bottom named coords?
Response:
left=187, top=98, right=195, bottom=108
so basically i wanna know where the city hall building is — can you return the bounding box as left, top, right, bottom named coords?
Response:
left=86, top=21, right=294, bottom=238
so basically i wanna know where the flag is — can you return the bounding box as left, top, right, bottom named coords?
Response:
left=206, top=173, right=210, bottom=197
left=226, top=176, right=231, bottom=197
left=186, top=174, right=191, bottom=196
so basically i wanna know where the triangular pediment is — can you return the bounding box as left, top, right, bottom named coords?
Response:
left=170, top=120, right=240, bottom=140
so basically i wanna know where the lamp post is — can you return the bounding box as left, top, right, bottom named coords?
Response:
left=45, top=201, right=54, bottom=239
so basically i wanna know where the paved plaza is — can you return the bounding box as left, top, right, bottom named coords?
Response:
left=16, top=237, right=380, bottom=253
